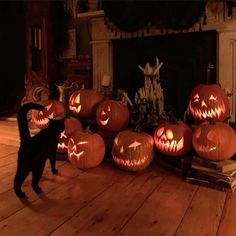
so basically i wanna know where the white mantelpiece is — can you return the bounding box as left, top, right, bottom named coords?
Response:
left=78, top=2, right=236, bottom=122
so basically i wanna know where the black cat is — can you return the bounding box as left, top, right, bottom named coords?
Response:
left=14, top=102, right=65, bottom=198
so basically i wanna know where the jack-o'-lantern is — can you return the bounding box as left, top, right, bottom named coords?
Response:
left=112, top=129, right=154, bottom=171
left=57, top=117, right=83, bottom=153
left=31, top=100, right=66, bottom=129
left=69, top=89, right=105, bottom=118
left=188, top=84, right=229, bottom=122
left=68, top=130, right=105, bottom=169
left=192, top=120, right=236, bottom=161
left=96, top=100, right=130, bottom=132
left=154, top=121, right=193, bottom=156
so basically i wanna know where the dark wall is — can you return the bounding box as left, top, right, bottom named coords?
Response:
left=0, top=1, right=25, bottom=112
left=113, top=30, right=216, bottom=119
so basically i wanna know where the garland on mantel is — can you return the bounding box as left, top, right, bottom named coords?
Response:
left=102, top=0, right=234, bottom=34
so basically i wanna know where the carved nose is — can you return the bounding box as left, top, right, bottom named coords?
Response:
left=201, top=100, right=207, bottom=108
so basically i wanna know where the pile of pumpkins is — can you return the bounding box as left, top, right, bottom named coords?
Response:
left=31, top=84, right=236, bottom=172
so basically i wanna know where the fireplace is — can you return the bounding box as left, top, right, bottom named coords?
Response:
left=112, top=31, right=216, bottom=118
left=78, top=3, right=236, bottom=122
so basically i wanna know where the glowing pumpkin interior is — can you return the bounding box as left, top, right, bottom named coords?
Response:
left=188, top=84, right=229, bottom=122
left=31, top=100, right=66, bottom=129
left=112, top=130, right=154, bottom=171
left=154, top=122, right=192, bottom=156
left=96, top=100, right=130, bottom=132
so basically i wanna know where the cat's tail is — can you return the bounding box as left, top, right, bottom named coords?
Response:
left=17, top=102, right=45, bottom=143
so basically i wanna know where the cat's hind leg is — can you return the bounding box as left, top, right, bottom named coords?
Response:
left=31, top=161, right=46, bottom=193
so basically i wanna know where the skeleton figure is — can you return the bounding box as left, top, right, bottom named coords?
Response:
left=135, top=57, right=165, bottom=119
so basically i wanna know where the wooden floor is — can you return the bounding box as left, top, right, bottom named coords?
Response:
left=0, top=120, right=236, bottom=236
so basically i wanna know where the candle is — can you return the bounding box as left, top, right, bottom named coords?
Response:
left=101, top=73, right=111, bottom=86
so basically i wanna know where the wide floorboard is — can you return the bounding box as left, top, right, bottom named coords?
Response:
left=0, top=120, right=235, bottom=236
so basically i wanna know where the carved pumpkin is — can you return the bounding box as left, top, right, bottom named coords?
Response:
left=68, top=130, right=105, bottom=169
left=31, top=100, right=66, bottom=129
left=112, top=129, right=154, bottom=171
left=57, top=117, right=83, bottom=153
left=192, top=121, right=236, bottom=161
left=154, top=121, right=193, bottom=156
left=188, top=84, right=229, bottom=122
left=69, top=89, right=105, bottom=118
left=96, top=100, right=130, bottom=132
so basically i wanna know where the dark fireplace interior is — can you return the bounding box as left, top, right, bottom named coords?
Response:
left=113, top=30, right=216, bottom=119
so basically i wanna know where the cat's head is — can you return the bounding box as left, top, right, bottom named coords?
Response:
left=48, top=118, right=65, bottom=132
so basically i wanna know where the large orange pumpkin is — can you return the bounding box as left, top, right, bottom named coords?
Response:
left=57, top=117, right=83, bottom=153
left=112, top=129, right=154, bottom=171
left=154, top=121, right=193, bottom=156
left=188, top=84, right=229, bottom=122
left=68, top=130, right=105, bottom=169
left=96, top=100, right=130, bottom=132
left=192, top=121, right=236, bottom=161
left=68, top=89, right=105, bottom=118
left=31, top=100, right=66, bottom=129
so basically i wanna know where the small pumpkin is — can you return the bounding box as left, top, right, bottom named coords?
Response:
left=112, top=129, right=154, bottom=171
left=69, top=89, right=105, bottom=118
left=96, top=99, right=130, bottom=132
left=68, top=129, right=105, bottom=169
left=154, top=121, right=193, bottom=156
left=57, top=117, right=83, bottom=153
left=192, top=120, right=236, bottom=161
left=188, top=84, right=229, bottom=122
left=31, top=100, right=66, bottom=129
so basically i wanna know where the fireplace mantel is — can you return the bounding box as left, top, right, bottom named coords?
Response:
left=78, top=3, right=236, bottom=122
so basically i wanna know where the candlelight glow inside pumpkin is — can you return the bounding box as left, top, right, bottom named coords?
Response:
left=31, top=100, right=66, bottom=129
left=188, top=84, right=229, bottom=122
left=69, top=89, right=105, bottom=118
left=68, top=131, right=105, bottom=169
left=96, top=100, right=130, bottom=132
left=192, top=121, right=236, bottom=161
left=154, top=122, right=192, bottom=156
left=112, top=130, right=154, bottom=171
left=57, top=117, right=83, bottom=153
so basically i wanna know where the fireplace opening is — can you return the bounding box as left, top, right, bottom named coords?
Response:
left=113, top=30, right=216, bottom=119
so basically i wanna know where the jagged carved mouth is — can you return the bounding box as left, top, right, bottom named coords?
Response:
left=68, top=150, right=84, bottom=160
left=195, top=144, right=217, bottom=153
left=99, top=118, right=109, bottom=126
left=155, top=137, right=184, bottom=152
left=112, top=155, right=149, bottom=167
left=57, top=142, right=68, bottom=150
left=189, top=102, right=225, bottom=120
left=32, top=111, right=54, bottom=127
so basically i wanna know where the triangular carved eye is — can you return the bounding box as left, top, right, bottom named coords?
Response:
left=114, top=137, right=118, bottom=145
left=107, top=106, right=111, bottom=112
left=193, top=94, right=199, bottom=103
left=207, top=130, right=217, bottom=141
left=129, top=141, right=141, bottom=150
left=209, top=95, right=217, bottom=101
left=156, top=127, right=164, bottom=137
left=120, top=145, right=124, bottom=153
left=75, top=94, right=80, bottom=103
left=101, top=110, right=106, bottom=115
left=45, top=103, right=52, bottom=111
left=195, top=128, right=201, bottom=139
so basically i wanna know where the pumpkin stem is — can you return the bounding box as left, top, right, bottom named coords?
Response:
left=208, top=118, right=216, bottom=125
left=85, top=125, right=92, bottom=133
